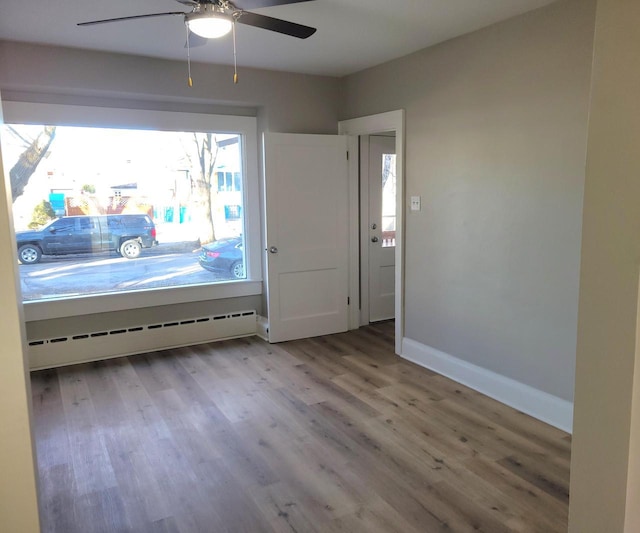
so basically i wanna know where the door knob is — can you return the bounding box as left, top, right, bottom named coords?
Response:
left=269, top=246, right=278, bottom=254
left=371, top=236, right=379, bottom=243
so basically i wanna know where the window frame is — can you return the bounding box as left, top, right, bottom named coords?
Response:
left=2, top=102, right=262, bottom=322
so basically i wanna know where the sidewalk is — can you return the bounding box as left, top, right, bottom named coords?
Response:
left=151, top=240, right=201, bottom=255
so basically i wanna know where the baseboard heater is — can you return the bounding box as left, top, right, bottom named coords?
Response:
left=28, top=310, right=257, bottom=371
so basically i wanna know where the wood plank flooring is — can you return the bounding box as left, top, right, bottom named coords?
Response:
left=31, top=322, right=570, bottom=532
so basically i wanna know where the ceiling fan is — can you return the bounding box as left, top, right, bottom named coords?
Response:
left=78, top=0, right=317, bottom=84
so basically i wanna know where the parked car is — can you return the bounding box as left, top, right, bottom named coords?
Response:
left=198, top=237, right=244, bottom=279
left=16, top=214, right=158, bottom=264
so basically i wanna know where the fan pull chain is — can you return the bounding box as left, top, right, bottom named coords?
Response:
left=185, top=24, right=193, bottom=87
left=233, top=21, right=238, bottom=84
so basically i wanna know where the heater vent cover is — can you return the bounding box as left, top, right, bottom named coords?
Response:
left=28, top=310, right=257, bottom=370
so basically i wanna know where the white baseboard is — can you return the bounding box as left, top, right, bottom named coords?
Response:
left=401, top=337, right=573, bottom=433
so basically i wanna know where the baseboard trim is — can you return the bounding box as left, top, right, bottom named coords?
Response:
left=401, top=337, right=573, bottom=433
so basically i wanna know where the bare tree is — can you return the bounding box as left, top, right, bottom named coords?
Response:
left=382, top=153, right=395, bottom=189
left=7, top=125, right=57, bottom=201
left=183, top=132, right=219, bottom=244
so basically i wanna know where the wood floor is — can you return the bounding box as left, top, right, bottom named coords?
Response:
left=31, top=322, right=571, bottom=533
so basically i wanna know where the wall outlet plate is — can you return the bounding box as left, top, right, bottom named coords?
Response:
left=410, top=196, right=421, bottom=211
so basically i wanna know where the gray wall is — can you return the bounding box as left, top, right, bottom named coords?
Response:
left=0, top=41, right=341, bottom=134
left=341, top=0, right=596, bottom=401
left=0, top=40, right=342, bottom=340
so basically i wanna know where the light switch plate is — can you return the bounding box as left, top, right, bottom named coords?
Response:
left=410, top=196, right=421, bottom=211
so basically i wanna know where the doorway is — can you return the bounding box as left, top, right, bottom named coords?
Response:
left=362, top=134, right=396, bottom=323
left=339, top=110, right=405, bottom=354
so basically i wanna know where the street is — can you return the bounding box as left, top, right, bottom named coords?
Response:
left=18, top=247, right=231, bottom=301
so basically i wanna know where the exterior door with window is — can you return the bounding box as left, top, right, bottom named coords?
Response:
left=368, top=135, right=396, bottom=322
left=263, top=133, right=349, bottom=343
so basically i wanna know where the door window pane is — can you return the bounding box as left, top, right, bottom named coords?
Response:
left=381, top=153, right=396, bottom=247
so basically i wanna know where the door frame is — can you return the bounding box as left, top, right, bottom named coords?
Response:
left=339, top=110, right=405, bottom=355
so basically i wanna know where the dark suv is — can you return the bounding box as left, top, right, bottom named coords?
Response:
left=16, top=214, right=158, bottom=264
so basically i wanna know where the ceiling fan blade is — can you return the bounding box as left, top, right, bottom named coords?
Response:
left=174, top=0, right=199, bottom=5
left=237, top=11, right=316, bottom=39
left=232, top=0, right=315, bottom=9
left=78, top=12, right=186, bottom=27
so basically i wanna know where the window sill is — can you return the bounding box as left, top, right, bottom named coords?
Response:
left=23, top=280, right=263, bottom=322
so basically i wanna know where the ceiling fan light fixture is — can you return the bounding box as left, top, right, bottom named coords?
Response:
left=186, top=12, right=233, bottom=39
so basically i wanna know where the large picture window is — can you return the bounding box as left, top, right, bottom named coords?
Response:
left=0, top=103, right=261, bottom=319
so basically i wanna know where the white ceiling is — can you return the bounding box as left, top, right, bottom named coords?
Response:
left=0, top=0, right=559, bottom=77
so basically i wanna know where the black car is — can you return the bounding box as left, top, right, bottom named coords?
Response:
left=16, top=214, right=158, bottom=264
left=198, top=237, right=244, bottom=279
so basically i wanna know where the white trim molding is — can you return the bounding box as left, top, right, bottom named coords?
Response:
left=401, top=337, right=574, bottom=433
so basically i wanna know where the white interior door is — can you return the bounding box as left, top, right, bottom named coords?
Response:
left=368, top=135, right=396, bottom=322
left=263, top=133, right=349, bottom=343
